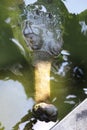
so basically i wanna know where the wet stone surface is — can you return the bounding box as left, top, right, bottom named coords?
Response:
left=76, top=109, right=87, bottom=121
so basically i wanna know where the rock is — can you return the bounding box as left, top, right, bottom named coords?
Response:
left=33, top=102, right=58, bottom=122
left=22, top=4, right=63, bottom=59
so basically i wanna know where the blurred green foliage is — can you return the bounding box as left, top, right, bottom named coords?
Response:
left=0, top=0, right=29, bottom=68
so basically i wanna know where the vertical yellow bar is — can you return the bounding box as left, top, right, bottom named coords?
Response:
left=34, top=61, right=51, bottom=102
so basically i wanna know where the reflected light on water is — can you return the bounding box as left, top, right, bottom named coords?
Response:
left=18, top=120, right=57, bottom=130
left=79, top=21, right=87, bottom=35
left=11, top=38, right=25, bottom=56
left=57, top=62, right=69, bottom=77
left=62, top=0, right=87, bottom=14
left=0, top=79, right=34, bottom=130
left=24, top=0, right=37, bottom=6
left=64, top=94, right=77, bottom=105
left=83, top=88, right=87, bottom=95
left=66, top=94, right=77, bottom=99
left=23, top=0, right=47, bottom=12
left=32, top=120, right=57, bottom=130
left=64, top=100, right=75, bottom=105
left=4, top=17, right=11, bottom=24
